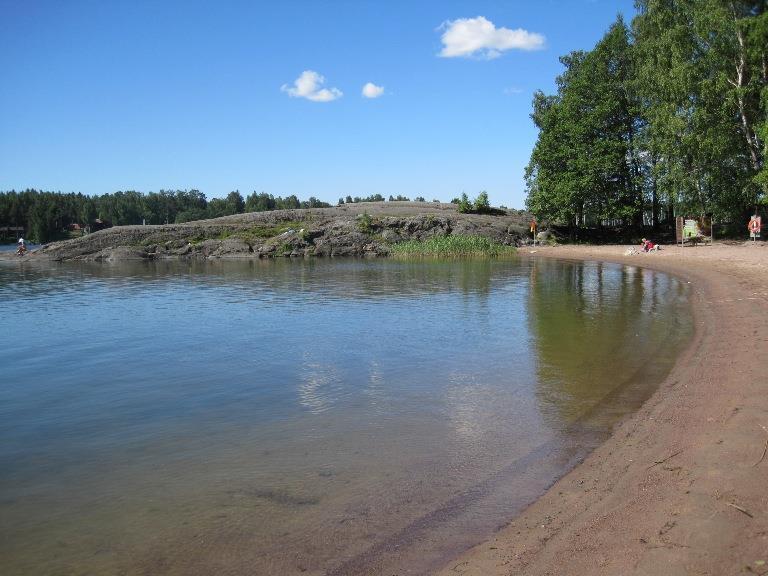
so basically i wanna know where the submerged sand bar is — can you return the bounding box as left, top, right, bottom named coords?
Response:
left=438, top=243, right=768, bottom=575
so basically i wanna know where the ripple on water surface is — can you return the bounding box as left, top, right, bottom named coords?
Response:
left=0, top=257, right=692, bottom=575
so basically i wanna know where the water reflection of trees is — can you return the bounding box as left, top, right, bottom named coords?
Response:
left=0, top=258, right=514, bottom=303
left=528, top=259, right=691, bottom=428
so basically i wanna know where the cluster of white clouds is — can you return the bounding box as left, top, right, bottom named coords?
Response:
left=361, top=82, right=385, bottom=99
left=439, top=16, right=544, bottom=59
left=281, top=71, right=384, bottom=102
left=282, top=16, right=544, bottom=102
left=281, top=70, right=344, bottom=102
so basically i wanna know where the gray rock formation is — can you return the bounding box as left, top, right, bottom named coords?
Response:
left=29, top=203, right=533, bottom=262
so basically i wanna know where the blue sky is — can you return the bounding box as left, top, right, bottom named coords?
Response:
left=1, top=0, right=636, bottom=209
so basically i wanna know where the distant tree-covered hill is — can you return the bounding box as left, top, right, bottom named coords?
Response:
left=1, top=189, right=468, bottom=244
left=0, top=189, right=333, bottom=243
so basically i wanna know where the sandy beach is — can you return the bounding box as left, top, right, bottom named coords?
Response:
left=438, top=242, right=768, bottom=576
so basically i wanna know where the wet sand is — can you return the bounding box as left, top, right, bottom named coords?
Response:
left=437, top=242, right=768, bottom=576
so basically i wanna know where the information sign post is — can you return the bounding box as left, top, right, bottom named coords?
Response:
left=675, top=216, right=684, bottom=247
left=676, top=215, right=712, bottom=247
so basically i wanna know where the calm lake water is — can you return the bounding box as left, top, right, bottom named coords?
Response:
left=0, top=257, right=692, bottom=575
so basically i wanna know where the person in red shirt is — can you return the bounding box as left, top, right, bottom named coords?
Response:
left=641, top=238, right=658, bottom=252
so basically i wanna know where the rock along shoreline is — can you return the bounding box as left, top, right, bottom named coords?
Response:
left=14, top=203, right=532, bottom=262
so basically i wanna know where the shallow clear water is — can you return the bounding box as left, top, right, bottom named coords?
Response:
left=0, top=257, right=691, bottom=575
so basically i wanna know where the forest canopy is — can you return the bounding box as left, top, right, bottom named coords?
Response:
left=0, top=189, right=331, bottom=243
left=525, top=1, right=767, bottom=230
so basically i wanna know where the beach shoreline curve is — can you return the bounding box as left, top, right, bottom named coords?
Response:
left=436, top=243, right=768, bottom=576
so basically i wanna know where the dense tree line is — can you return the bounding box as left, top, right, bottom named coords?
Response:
left=0, top=189, right=330, bottom=243
left=336, top=194, right=436, bottom=204
left=526, top=1, right=767, bottom=231
left=338, top=194, right=386, bottom=204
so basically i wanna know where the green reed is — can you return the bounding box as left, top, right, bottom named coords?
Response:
left=390, top=234, right=516, bottom=258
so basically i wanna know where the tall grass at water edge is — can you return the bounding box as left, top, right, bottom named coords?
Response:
left=391, top=235, right=516, bottom=258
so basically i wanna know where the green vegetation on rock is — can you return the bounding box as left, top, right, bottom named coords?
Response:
left=357, top=212, right=375, bottom=234
left=455, top=191, right=504, bottom=215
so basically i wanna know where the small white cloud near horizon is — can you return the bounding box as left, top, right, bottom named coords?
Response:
left=439, top=16, right=545, bottom=59
left=362, top=82, right=385, bottom=98
left=281, top=70, right=342, bottom=102
left=503, top=86, right=524, bottom=95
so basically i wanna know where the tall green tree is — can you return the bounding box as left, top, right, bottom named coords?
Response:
left=225, top=190, right=245, bottom=214
left=633, top=0, right=766, bottom=219
left=526, top=18, right=642, bottom=229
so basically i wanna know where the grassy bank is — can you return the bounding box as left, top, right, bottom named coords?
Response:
left=391, top=234, right=516, bottom=258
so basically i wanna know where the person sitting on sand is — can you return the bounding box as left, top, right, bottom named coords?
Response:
left=641, top=238, right=660, bottom=252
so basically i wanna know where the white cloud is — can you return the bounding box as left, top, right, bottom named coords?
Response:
left=281, top=70, right=342, bottom=102
left=362, top=82, right=384, bottom=99
left=503, top=87, right=524, bottom=95
left=439, top=16, right=545, bottom=59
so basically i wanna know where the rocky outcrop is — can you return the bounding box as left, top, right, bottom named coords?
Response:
left=31, top=203, right=533, bottom=261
